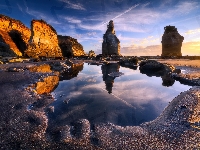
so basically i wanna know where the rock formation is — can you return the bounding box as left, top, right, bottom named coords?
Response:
left=161, top=25, right=184, bottom=57
left=58, top=35, right=85, bottom=57
left=88, top=50, right=96, bottom=57
left=25, top=20, right=62, bottom=58
left=0, top=14, right=31, bottom=56
left=102, top=20, right=120, bottom=56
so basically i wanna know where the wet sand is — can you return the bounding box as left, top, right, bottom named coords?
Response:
left=0, top=60, right=199, bottom=149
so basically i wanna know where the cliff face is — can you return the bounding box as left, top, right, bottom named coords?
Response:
left=58, top=35, right=85, bottom=57
left=0, top=15, right=85, bottom=58
left=102, top=20, right=120, bottom=56
left=25, top=20, right=63, bottom=58
left=0, top=14, right=31, bottom=56
left=161, top=26, right=184, bottom=57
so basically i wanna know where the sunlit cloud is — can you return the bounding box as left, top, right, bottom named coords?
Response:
left=185, top=28, right=200, bottom=35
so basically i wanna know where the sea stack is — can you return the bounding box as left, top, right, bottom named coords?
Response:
left=161, top=25, right=184, bottom=57
left=25, top=19, right=63, bottom=58
left=102, top=20, right=120, bottom=56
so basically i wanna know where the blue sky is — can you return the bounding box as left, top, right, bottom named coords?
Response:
left=1, top=0, right=200, bottom=56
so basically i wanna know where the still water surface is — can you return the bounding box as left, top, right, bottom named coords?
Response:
left=49, top=63, right=191, bottom=127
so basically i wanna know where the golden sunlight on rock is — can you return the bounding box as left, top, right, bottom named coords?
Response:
left=36, top=75, right=59, bottom=94
left=25, top=20, right=63, bottom=58
left=29, top=64, right=52, bottom=73
left=0, top=14, right=31, bottom=56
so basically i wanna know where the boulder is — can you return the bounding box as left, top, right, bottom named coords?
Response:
left=25, top=20, right=63, bottom=58
left=161, top=25, right=184, bottom=57
left=102, top=20, right=120, bottom=56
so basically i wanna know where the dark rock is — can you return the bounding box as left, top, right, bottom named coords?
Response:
left=139, top=60, right=176, bottom=86
left=161, top=25, right=184, bottom=57
left=102, top=20, right=120, bottom=56
left=119, top=57, right=138, bottom=70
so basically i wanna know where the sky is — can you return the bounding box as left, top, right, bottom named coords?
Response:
left=0, top=0, right=200, bottom=56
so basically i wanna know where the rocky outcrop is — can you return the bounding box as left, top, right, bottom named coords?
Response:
left=25, top=20, right=62, bottom=58
left=161, top=25, right=184, bottom=57
left=0, top=14, right=31, bottom=56
left=139, top=60, right=175, bottom=76
left=102, top=20, right=120, bottom=56
left=139, top=60, right=177, bottom=86
left=88, top=50, right=96, bottom=57
left=58, top=35, right=85, bottom=57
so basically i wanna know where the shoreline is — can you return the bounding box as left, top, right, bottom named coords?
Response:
left=0, top=59, right=199, bottom=149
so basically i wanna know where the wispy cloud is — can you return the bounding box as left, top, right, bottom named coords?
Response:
left=63, top=16, right=81, bottom=24
left=17, top=4, right=23, bottom=12
left=26, top=9, right=61, bottom=25
left=59, top=0, right=86, bottom=10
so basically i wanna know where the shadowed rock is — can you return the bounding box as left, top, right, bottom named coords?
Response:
left=58, top=35, right=85, bottom=57
left=102, top=20, right=120, bottom=56
left=139, top=60, right=176, bottom=86
left=161, top=25, right=184, bottom=57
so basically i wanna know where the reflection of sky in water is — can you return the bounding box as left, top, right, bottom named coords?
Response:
left=49, top=63, right=191, bottom=127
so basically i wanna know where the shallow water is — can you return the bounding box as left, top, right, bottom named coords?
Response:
left=48, top=63, right=191, bottom=127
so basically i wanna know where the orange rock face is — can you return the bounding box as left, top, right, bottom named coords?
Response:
left=25, top=20, right=63, bottom=58
left=0, top=14, right=31, bottom=56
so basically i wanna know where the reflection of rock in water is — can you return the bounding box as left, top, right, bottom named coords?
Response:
left=139, top=60, right=175, bottom=87
left=60, top=63, right=83, bottom=81
left=161, top=73, right=175, bottom=87
left=101, top=63, right=120, bottom=93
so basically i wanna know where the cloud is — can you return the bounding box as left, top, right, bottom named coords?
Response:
left=63, top=16, right=81, bottom=24
left=185, top=28, right=200, bottom=35
left=121, top=44, right=162, bottom=56
left=59, top=0, right=86, bottom=10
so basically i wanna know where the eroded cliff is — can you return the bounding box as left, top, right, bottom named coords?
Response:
left=58, top=35, right=85, bottom=57
left=0, top=14, right=31, bottom=56
left=25, top=20, right=63, bottom=58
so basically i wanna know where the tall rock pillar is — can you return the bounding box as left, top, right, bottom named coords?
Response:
left=102, top=20, right=120, bottom=56
left=161, top=25, right=184, bottom=57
